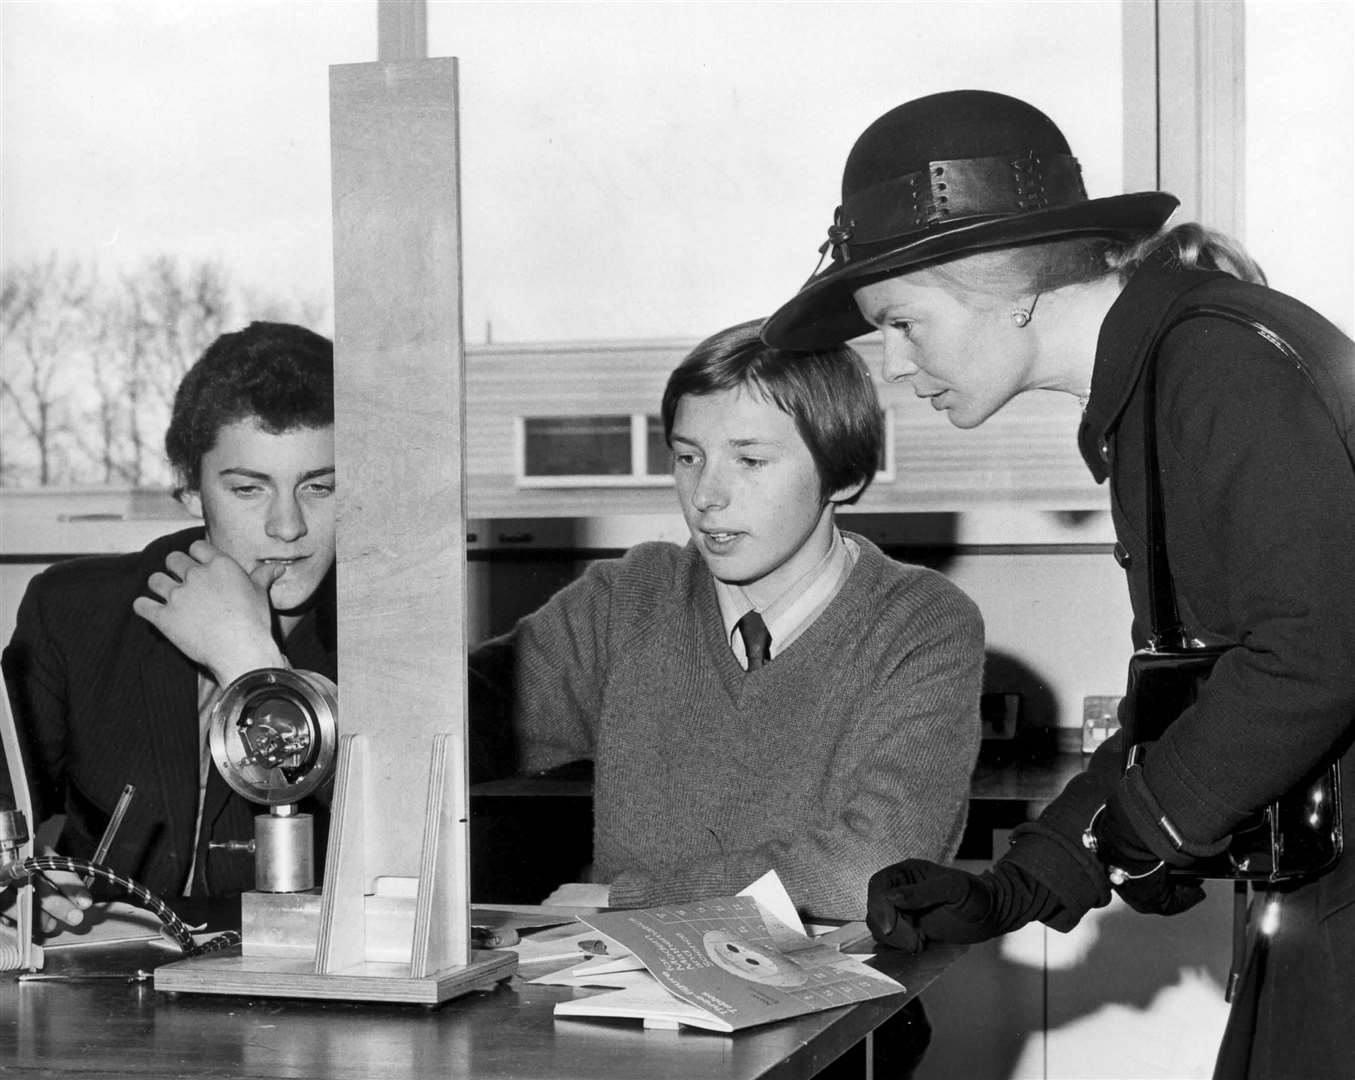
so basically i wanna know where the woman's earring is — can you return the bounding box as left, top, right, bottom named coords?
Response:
left=1011, top=294, right=1040, bottom=328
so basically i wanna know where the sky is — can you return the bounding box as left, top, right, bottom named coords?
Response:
left=2, top=0, right=1125, bottom=342
left=2, top=0, right=1351, bottom=343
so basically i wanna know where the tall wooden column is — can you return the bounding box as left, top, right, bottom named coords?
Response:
left=326, top=56, right=472, bottom=977
left=154, top=5, right=511, bottom=1003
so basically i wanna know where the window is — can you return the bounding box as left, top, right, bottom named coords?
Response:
left=522, top=416, right=631, bottom=478
left=516, top=410, right=896, bottom=488
left=876, top=409, right=897, bottom=485
left=517, top=415, right=672, bottom=488
left=28, top=4, right=1343, bottom=516
left=1244, top=1, right=1353, bottom=334
left=5, top=2, right=1129, bottom=513
left=645, top=417, right=670, bottom=478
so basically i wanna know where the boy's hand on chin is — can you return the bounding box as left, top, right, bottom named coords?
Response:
left=132, top=539, right=286, bottom=685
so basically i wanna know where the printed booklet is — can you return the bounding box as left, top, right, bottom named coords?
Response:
left=550, top=893, right=904, bottom=1032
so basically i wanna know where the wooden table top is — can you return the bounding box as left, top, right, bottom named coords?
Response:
left=3, top=929, right=962, bottom=1080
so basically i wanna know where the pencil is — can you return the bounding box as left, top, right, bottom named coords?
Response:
left=83, top=783, right=135, bottom=887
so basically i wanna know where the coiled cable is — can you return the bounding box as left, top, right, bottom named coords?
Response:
left=19, top=855, right=241, bottom=956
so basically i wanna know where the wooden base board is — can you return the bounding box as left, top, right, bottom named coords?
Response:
left=154, top=949, right=516, bottom=1005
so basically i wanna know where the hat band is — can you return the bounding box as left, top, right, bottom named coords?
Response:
left=825, top=151, right=1087, bottom=263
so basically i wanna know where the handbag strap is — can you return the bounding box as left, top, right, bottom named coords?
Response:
left=1140, top=303, right=1316, bottom=651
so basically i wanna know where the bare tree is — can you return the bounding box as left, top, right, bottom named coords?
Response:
left=121, top=257, right=236, bottom=473
left=72, top=300, right=141, bottom=486
left=1, top=253, right=328, bottom=488
left=0, top=257, right=95, bottom=485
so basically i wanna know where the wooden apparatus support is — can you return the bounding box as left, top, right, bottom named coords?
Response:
left=155, top=47, right=514, bottom=1004
left=0, top=671, right=40, bottom=973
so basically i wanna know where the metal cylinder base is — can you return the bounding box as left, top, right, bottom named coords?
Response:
left=254, top=811, right=315, bottom=893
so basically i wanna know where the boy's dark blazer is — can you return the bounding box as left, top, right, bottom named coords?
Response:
left=2, top=526, right=337, bottom=899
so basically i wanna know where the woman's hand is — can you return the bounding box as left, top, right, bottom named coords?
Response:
left=867, top=860, right=1005, bottom=953
left=867, top=858, right=1056, bottom=953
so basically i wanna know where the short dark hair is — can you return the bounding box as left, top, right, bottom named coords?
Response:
left=661, top=319, right=883, bottom=505
left=166, top=321, right=333, bottom=494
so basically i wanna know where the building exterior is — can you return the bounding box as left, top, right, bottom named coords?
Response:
left=465, top=335, right=1101, bottom=520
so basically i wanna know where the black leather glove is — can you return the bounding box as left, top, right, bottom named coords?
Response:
left=866, top=858, right=1058, bottom=954
left=1089, top=795, right=1206, bottom=917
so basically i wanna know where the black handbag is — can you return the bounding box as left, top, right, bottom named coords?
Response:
left=1119, top=304, right=1343, bottom=882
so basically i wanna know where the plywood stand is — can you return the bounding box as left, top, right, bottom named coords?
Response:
left=0, top=671, right=41, bottom=973
left=156, top=737, right=514, bottom=1004
left=158, top=34, right=509, bottom=1004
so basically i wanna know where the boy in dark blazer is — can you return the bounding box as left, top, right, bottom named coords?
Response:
left=2, top=321, right=337, bottom=930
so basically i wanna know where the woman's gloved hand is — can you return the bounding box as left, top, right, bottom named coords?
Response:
left=866, top=858, right=1055, bottom=954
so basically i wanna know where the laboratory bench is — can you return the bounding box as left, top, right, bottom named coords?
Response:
left=2, top=902, right=961, bottom=1080
left=2, top=755, right=1083, bottom=1079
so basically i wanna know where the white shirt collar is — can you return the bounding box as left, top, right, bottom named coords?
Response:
left=714, top=527, right=858, bottom=668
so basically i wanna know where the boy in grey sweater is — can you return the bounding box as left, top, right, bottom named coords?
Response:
left=470, top=319, right=983, bottom=921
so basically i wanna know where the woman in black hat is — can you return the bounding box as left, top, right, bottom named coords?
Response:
left=763, top=90, right=1354, bottom=1079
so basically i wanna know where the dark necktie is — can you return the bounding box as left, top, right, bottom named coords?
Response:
left=736, top=611, right=772, bottom=671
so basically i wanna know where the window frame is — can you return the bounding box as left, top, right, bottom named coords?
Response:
left=513, top=409, right=898, bottom=489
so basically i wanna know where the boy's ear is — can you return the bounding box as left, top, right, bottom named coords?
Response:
left=179, top=487, right=204, bottom=520
left=828, top=479, right=867, bottom=506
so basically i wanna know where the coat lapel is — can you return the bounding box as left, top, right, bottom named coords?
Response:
left=136, top=621, right=202, bottom=866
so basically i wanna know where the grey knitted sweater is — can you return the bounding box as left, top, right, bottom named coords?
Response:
left=500, top=532, right=983, bottom=920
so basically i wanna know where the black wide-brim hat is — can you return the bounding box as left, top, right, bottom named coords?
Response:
left=762, top=90, right=1178, bottom=349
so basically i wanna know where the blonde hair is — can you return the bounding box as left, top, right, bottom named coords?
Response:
left=1109, top=223, right=1266, bottom=285
left=911, top=224, right=1267, bottom=307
